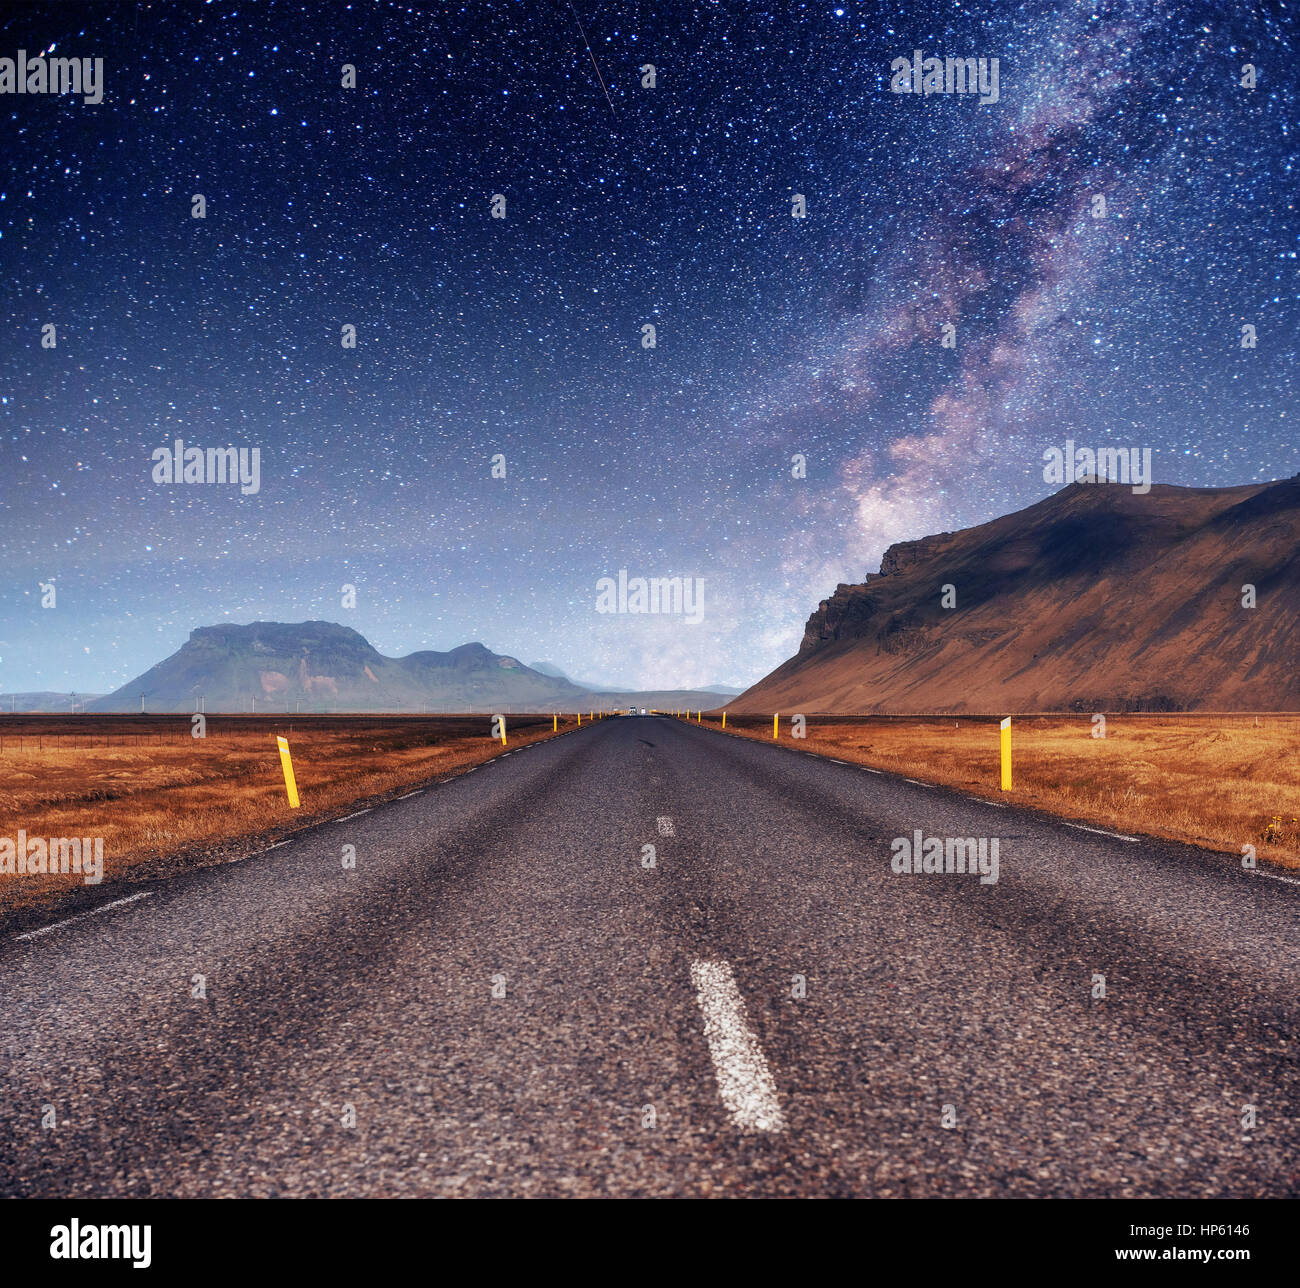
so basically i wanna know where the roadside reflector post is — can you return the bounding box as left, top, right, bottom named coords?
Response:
left=773, top=713, right=779, bottom=740
left=577, top=712, right=581, bottom=726
left=276, top=735, right=300, bottom=809
left=553, top=713, right=557, bottom=731
left=722, top=711, right=726, bottom=729
left=1000, top=717, right=1012, bottom=791
left=501, top=717, right=507, bottom=746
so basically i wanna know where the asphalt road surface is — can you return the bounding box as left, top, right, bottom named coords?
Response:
left=2, top=715, right=1297, bottom=1197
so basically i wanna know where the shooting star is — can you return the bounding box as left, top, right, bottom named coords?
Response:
left=563, top=0, right=616, bottom=118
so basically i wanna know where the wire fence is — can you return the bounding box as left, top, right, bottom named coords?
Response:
left=0, top=732, right=196, bottom=752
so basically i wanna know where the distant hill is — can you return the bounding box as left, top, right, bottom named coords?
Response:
left=84, top=622, right=737, bottom=713
left=528, top=659, right=629, bottom=691
left=89, top=622, right=587, bottom=713
left=0, top=692, right=105, bottom=714
left=530, top=660, right=743, bottom=699
left=729, top=477, right=1300, bottom=714
left=529, top=661, right=572, bottom=680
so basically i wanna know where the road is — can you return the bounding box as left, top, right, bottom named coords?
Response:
left=2, top=714, right=1297, bottom=1197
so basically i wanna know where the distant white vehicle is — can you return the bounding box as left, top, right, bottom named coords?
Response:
left=640, top=707, right=647, bottom=715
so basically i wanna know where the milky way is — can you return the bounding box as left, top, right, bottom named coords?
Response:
left=1, top=0, right=1295, bottom=693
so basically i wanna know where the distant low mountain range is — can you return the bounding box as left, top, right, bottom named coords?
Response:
left=0, top=691, right=105, bottom=714
left=2, top=621, right=735, bottom=714
left=530, top=660, right=742, bottom=697
left=730, top=476, right=1300, bottom=714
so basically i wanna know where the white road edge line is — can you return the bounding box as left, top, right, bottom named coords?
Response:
left=966, top=796, right=1007, bottom=807
left=396, top=790, right=423, bottom=799
left=336, top=808, right=372, bottom=821
left=903, top=778, right=933, bottom=787
left=689, top=959, right=786, bottom=1134
left=1258, top=870, right=1300, bottom=886
left=16, top=891, right=154, bottom=942
left=1064, top=822, right=1140, bottom=842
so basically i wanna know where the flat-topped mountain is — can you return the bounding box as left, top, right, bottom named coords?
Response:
left=89, top=622, right=587, bottom=713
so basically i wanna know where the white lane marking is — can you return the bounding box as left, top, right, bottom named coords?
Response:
left=830, top=759, right=848, bottom=765
left=967, top=795, right=1007, bottom=807
left=656, top=816, right=676, bottom=836
left=903, top=778, right=933, bottom=787
left=1258, top=870, right=1300, bottom=886
left=336, top=809, right=371, bottom=822
left=16, top=892, right=154, bottom=942
left=1064, top=822, right=1140, bottom=842
left=861, top=767, right=882, bottom=774
left=396, top=790, right=423, bottom=799
left=690, top=960, right=785, bottom=1134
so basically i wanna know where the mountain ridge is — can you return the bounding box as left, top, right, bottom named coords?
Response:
left=728, top=477, right=1300, bottom=714
left=79, top=621, right=734, bottom=713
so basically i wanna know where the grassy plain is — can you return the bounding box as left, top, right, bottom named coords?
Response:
left=698, top=711, right=1300, bottom=871
left=0, top=713, right=572, bottom=916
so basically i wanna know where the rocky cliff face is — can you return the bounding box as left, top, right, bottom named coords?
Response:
left=733, top=476, right=1300, bottom=714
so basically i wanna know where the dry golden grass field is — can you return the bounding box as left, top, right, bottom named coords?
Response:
left=0, top=713, right=576, bottom=918
left=693, top=711, right=1300, bottom=872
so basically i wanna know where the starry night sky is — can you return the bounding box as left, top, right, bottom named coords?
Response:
left=1, top=0, right=1296, bottom=693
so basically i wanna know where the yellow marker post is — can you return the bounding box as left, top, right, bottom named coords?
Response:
left=276, top=735, right=300, bottom=809
left=577, top=712, right=581, bottom=726
left=773, top=713, right=779, bottom=739
left=1000, top=717, right=1012, bottom=791
left=722, top=711, right=726, bottom=728
left=553, top=713, right=557, bottom=731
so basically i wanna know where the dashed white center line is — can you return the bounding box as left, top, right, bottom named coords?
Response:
left=861, top=767, right=882, bottom=774
left=689, top=959, right=786, bottom=1134
left=829, top=759, right=848, bottom=765
left=903, top=778, right=933, bottom=787
left=16, top=891, right=154, bottom=942
left=336, top=808, right=371, bottom=822
left=1064, top=822, right=1140, bottom=842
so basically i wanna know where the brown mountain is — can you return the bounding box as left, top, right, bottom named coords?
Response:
left=729, top=476, right=1300, bottom=714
